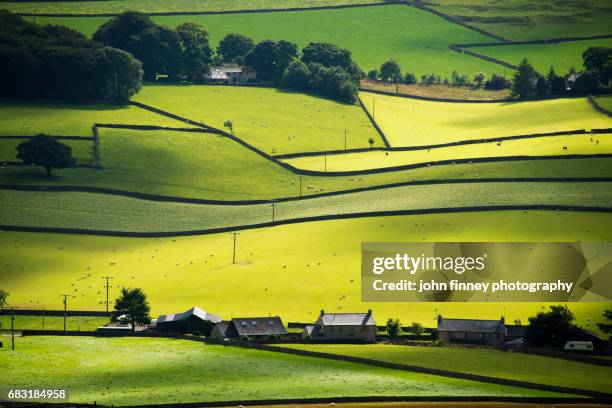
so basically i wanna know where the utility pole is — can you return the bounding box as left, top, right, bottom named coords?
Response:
left=299, top=175, right=302, bottom=197
left=271, top=200, right=277, bottom=222
left=324, top=155, right=327, bottom=173
left=61, top=294, right=69, bottom=333
left=6, top=307, right=18, bottom=351
left=344, top=129, right=347, bottom=150
left=101, top=276, right=114, bottom=313
left=372, top=99, right=376, bottom=119
left=232, top=232, right=239, bottom=264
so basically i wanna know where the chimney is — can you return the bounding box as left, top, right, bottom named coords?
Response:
left=367, top=309, right=372, bottom=315
left=500, top=316, right=505, bottom=324
left=320, top=309, right=325, bottom=316
left=437, top=315, right=442, bottom=326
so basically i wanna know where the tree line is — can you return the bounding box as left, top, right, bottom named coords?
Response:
left=0, top=10, right=142, bottom=100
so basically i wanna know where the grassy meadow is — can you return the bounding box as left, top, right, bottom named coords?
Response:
left=472, top=38, right=612, bottom=74
left=595, top=95, right=612, bottom=113
left=283, top=134, right=612, bottom=172
left=0, top=337, right=566, bottom=405
left=0, top=315, right=109, bottom=331
left=2, top=181, right=611, bottom=232
left=133, top=85, right=381, bottom=154
left=359, top=92, right=612, bottom=147
left=0, top=138, right=92, bottom=164
left=5, top=0, right=386, bottom=14
left=427, top=0, right=612, bottom=40
left=30, top=5, right=504, bottom=76
left=279, top=344, right=612, bottom=394
left=1, top=212, right=610, bottom=324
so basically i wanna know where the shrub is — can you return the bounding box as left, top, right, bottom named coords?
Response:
left=485, top=74, right=509, bottom=90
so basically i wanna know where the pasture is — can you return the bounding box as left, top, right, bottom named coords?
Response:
left=283, top=133, right=612, bottom=172
left=471, top=38, right=612, bottom=74
left=4, top=0, right=385, bottom=14
left=1, top=211, right=610, bottom=323
left=0, top=102, right=191, bottom=136
left=279, top=344, right=612, bottom=394
left=0, top=315, right=108, bottom=331
left=0, top=337, right=564, bottom=405
left=133, top=85, right=380, bottom=155
left=427, top=0, right=612, bottom=41
left=359, top=92, right=612, bottom=147
left=2, top=181, right=611, bottom=232
left=595, top=96, right=612, bottom=113
left=30, top=5, right=504, bottom=76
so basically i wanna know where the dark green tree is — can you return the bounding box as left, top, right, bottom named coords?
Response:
left=245, top=39, right=298, bottom=82
left=547, top=67, right=566, bottom=96
left=582, top=46, right=612, bottom=85
left=281, top=60, right=310, bottom=90
left=386, top=318, right=401, bottom=338
left=367, top=69, right=378, bottom=80
left=17, top=135, right=76, bottom=176
left=301, top=42, right=360, bottom=78
left=0, top=290, right=8, bottom=309
left=484, top=74, right=509, bottom=90
left=404, top=72, right=416, bottom=84
left=130, top=26, right=183, bottom=80
left=95, top=47, right=143, bottom=100
left=217, top=33, right=254, bottom=63
left=93, top=11, right=155, bottom=49
left=112, top=287, right=151, bottom=332
left=535, top=75, right=549, bottom=98
left=410, top=321, right=424, bottom=336
left=177, top=23, right=213, bottom=82
left=597, top=309, right=612, bottom=334
left=511, top=58, right=539, bottom=99
left=379, top=59, right=401, bottom=82
left=572, top=70, right=600, bottom=95
left=524, top=305, right=584, bottom=347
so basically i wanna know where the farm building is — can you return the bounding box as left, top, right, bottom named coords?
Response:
left=303, top=310, right=377, bottom=342
left=437, top=315, right=506, bottom=346
left=210, top=316, right=286, bottom=341
left=207, top=63, right=257, bottom=84
left=156, top=306, right=222, bottom=336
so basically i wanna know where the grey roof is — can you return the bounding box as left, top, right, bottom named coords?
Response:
left=231, top=316, right=286, bottom=337
left=212, top=322, right=230, bottom=337
left=303, top=325, right=315, bottom=336
left=319, top=311, right=376, bottom=326
left=438, top=317, right=504, bottom=333
left=157, top=306, right=222, bottom=324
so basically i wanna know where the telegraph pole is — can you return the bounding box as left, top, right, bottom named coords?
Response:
left=299, top=175, right=302, bottom=197
left=61, top=294, right=69, bottom=333
left=324, top=155, right=327, bottom=173
left=101, top=276, right=114, bottom=313
left=232, top=232, right=239, bottom=264
left=372, top=99, right=376, bottom=119
left=271, top=200, right=277, bottom=222
left=344, top=129, right=347, bottom=150
left=6, top=306, right=18, bottom=351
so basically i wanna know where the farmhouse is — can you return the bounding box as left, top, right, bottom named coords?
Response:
left=304, top=309, right=377, bottom=342
left=207, top=63, right=257, bottom=84
left=211, top=316, right=286, bottom=341
left=156, top=306, right=222, bottom=336
left=437, top=315, right=506, bottom=346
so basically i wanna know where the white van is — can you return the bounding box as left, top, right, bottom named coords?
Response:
left=564, top=341, right=593, bottom=351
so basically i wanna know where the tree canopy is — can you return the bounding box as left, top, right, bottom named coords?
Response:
left=524, top=305, right=584, bottom=347
left=112, top=287, right=151, bottom=332
left=217, top=33, right=254, bottom=63
left=17, top=135, right=76, bottom=176
left=511, top=58, right=539, bottom=99
left=379, top=59, right=401, bottom=82
left=245, top=39, right=299, bottom=82
left=302, top=42, right=361, bottom=79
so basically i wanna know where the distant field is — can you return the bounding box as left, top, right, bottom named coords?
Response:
left=471, top=38, right=612, bottom=74
left=360, top=80, right=513, bottom=101
left=279, top=344, right=612, bottom=394
left=359, top=92, right=612, bottom=147
left=133, top=85, right=380, bottom=155
left=283, top=134, right=612, bottom=172
left=0, top=315, right=108, bottom=331
left=0, top=337, right=564, bottom=405
left=4, top=0, right=385, bottom=14
left=0, top=102, right=191, bottom=136
left=1, top=212, right=611, bottom=323
left=0, top=138, right=92, bottom=164
left=29, top=5, right=504, bottom=76
left=2, top=181, right=611, bottom=232
left=595, top=96, right=612, bottom=113
left=427, top=0, right=612, bottom=41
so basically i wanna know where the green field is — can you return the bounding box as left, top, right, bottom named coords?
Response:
left=359, top=92, right=612, bottom=147
left=284, top=134, right=612, bottom=172
left=4, top=0, right=385, bottom=14
left=133, top=85, right=380, bottom=154
left=428, top=0, right=612, bottom=41
left=0, top=138, right=92, bottom=164
left=1, top=212, right=610, bottom=323
left=279, top=344, right=612, bottom=394
left=471, top=38, right=612, bottom=74
left=2, top=181, right=611, bottom=232
left=30, top=5, right=504, bottom=76
left=0, top=315, right=108, bottom=331
left=0, top=337, right=566, bottom=405
left=0, top=102, right=191, bottom=137
left=595, top=96, right=612, bottom=113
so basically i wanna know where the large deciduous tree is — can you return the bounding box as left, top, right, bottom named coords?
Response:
left=524, top=305, right=584, bottom=347
left=17, top=135, right=76, bottom=176
left=93, top=11, right=155, bottom=50
left=217, top=33, right=254, bottom=63
left=245, top=39, right=298, bottom=82
left=583, top=46, right=612, bottom=86
left=112, top=287, right=151, bottom=332
left=301, top=42, right=361, bottom=79
left=379, top=59, right=401, bottom=82
left=177, top=23, right=213, bottom=82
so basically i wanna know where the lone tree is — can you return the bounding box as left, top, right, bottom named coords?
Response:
left=379, top=59, right=401, bottom=82
left=410, top=321, right=424, bottom=336
left=368, top=137, right=375, bottom=148
left=0, top=290, right=8, bottom=309
left=597, top=308, right=612, bottom=334
left=223, top=120, right=234, bottom=134
left=386, top=318, right=401, bottom=338
left=524, top=305, right=584, bottom=347
left=112, top=287, right=151, bottom=332
left=17, top=135, right=76, bottom=176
